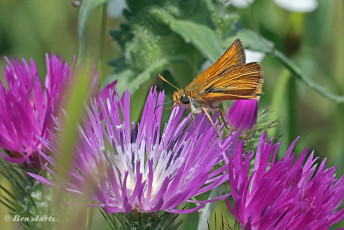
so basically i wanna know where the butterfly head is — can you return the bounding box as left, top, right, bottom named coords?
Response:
left=173, top=90, right=190, bottom=106
left=158, top=74, right=191, bottom=107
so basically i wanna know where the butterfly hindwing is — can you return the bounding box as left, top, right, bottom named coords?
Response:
left=200, top=62, right=263, bottom=102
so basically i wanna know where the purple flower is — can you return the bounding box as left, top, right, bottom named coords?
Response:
left=226, top=132, right=344, bottom=229
left=0, top=54, right=73, bottom=167
left=0, top=54, right=108, bottom=168
left=29, top=88, right=240, bottom=214
left=227, top=100, right=258, bottom=131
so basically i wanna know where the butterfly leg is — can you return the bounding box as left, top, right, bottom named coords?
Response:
left=168, top=104, right=176, bottom=110
left=210, top=104, right=229, bottom=130
left=201, top=107, right=220, bottom=136
left=217, top=108, right=229, bottom=130
left=190, top=104, right=198, bottom=131
left=191, top=113, right=196, bottom=130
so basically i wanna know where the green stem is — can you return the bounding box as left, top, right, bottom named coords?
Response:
left=87, top=208, right=94, bottom=230
left=287, top=76, right=298, bottom=144
left=98, top=4, right=107, bottom=83
left=52, top=64, right=93, bottom=216
left=272, top=49, right=344, bottom=103
left=267, top=68, right=291, bottom=138
left=77, top=0, right=109, bottom=64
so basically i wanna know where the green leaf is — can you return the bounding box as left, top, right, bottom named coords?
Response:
left=78, top=0, right=110, bottom=62
left=197, top=185, right=225, bottom=230
left=107, top=56, right=184, bottom=94
left=273, top=49, right=344, bottom=104
left=225, top=28, right=274, bottom=53
left=151, top=8, right=223, bottom=62
left=105, top=69, right=136, bottom=95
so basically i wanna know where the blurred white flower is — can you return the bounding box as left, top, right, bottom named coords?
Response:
left=229, top=0, right=255, bottom=8
left=229, top=0, right=318, bottom=13
left=107, top=0, right=127, bottom=18
left=274, top=0, right=318, bottom=13
left=245, top=50, right=265, bottom=63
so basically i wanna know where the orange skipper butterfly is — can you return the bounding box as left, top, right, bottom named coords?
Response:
left=159, top=39, right=263, bottom=129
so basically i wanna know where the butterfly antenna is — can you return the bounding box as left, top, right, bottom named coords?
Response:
left=163, top=100, right=174, bottom=105
left=154, top=100, right=175, bottom=114
left=158, top=74, right=180, bottom=91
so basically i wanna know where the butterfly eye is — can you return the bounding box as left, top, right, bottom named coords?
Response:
left=181, top=95, right=190, bottom=104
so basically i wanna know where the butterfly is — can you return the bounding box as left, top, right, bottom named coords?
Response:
left=159, top=39, right=263, bottom=129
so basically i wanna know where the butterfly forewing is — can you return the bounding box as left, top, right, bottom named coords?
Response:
left=189, top=39, right=246, bottom=86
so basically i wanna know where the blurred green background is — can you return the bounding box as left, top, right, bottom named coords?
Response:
left=0, top=0, right=343, bottom=229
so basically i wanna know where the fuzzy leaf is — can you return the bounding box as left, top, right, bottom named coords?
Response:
left=107, top=56, right=184, bottom=94
left=151, top=8, right=224, bottom=62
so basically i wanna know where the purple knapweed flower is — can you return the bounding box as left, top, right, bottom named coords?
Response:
left=226, top=131, right=344, bottom=229
left=227, top=100, right=258, bottom=131
left=29, top=88, right=240, bottom=214
left=0, top=54, right=73, bottom=168
left=0, top=54, right=107, bottom=168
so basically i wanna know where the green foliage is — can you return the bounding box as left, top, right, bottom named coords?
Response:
left=272, top=49, right=344, bottom=103
left=151, top=8, right=224, bottom=62
left=100, top=210, right=183, bottom=230
left=0, top=159, right=55, bottom=230
left=107, top=0, right=268, bottom=92
left=106, top=0, right=241, bottom=93
left=207, top=212, right=240, bottom=230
